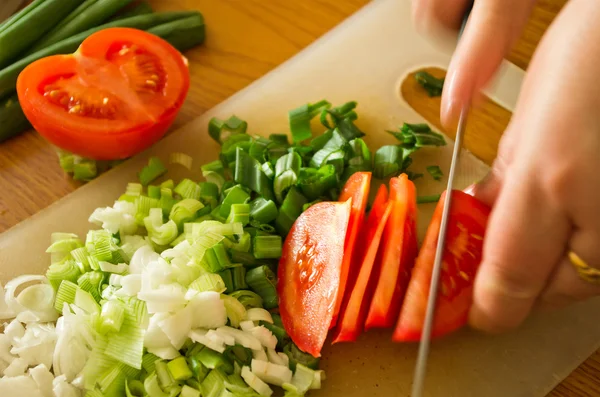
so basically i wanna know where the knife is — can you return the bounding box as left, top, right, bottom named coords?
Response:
left=410, top=2, right=474, bottom=397
left=0, top=0, right=24, bottom=23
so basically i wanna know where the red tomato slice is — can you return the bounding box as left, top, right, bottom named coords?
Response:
left=330, top=172, right=371, bottom=328
left=17, top=28, right=190, bottom=160
left=393, top=190, right=491, bottom=341
left=365, top=174, right=418, bottom=329
left=332, top=184, right=391, bottom=343
left=278, top=200, right=352, bottom=357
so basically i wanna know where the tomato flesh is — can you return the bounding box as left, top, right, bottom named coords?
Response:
left=366, top=174, right=418, bottom=329
left=278, top=200, right=352, bottom=357
left=17, top=28, right=190, bottom=160
left=330, top=172, right=371, bottom=328
left=393, top=190, right=491, bottom=341
left=333, top=184, right=391, bottom=343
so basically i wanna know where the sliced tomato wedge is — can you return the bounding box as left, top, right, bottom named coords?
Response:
left=332, top=184, right=391, bottom=343
left=278, top=200, right=352, bottom=357
left=330, top=172, right=371, bottom=328
left=393, top=190, right=491, bottom=341
left=17, top=28, right=190, bottom=160
left=365, top=174, right=418, bottom=329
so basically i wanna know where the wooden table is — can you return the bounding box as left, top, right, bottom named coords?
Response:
left=0, top=0, right=597, bottom=395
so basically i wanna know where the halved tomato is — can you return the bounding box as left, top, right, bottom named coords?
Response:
left=330, top=172, right=371, bottom=328
left=332, top=184, right=391, bottom=343
left=365, top=174, right=418, bottom=329
left=278, top=200, right=352, bottom=357
left=17, top=28, right=190, bottom=160
left=393, top=190, right=491, bottom=341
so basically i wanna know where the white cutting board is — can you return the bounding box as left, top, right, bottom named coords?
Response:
left=2, top=0, right=600, bottom=396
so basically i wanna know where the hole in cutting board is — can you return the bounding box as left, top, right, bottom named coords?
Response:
left=399, top=66, right=512, bottom=166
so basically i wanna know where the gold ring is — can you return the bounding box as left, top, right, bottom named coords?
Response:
left=569, top=251, right=600, bottom=285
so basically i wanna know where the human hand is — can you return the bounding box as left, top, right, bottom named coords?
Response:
left=413, top=0, right=600, bottom=333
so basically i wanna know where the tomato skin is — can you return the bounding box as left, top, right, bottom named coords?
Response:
left=365, top=174, right=418, bottom=329
left=393, top=190, right=491, bottom=342
left=17, top=28, right=190, bottom=160
left=332, top=184, right=391, bottom=343
left=278, top=200, right=352, bottom=357
left=330, top=172, right=371, bottom=328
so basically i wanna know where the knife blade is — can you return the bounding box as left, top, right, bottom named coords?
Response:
left=410, top=2, right=473, bottom=397
left=0, top=0, right=24, bottom=23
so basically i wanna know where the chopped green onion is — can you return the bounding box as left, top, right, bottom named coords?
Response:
left=249, top=197, right=278, bottom=224
left=415, top=70, right=445, bottom=97
left=227, top=204, right=250, bottom=226
left=187, top=356, right=209, bottom=383
left=159, top=188, right=177, bottom=217
left=189, top=273, right=226, bottom=293
left=199, top=182, right=220, bottom=208
left=275, top=187, right=307, bottom=236
left=249, top=137, right=271, bottom=162
left=253, top=236, right=282, bottom=259
left=161, top=179, right=175, bottom=190
left=222, top=232, right=252, bottom=253
left=417, top=194, right=442, bottom=204
left=201, top=243, right=232, bottom=273
left=144, top=208, right=179, bottom=246
left=261, top=162, right=275, bottom=179
left=234, top=148, right=275, bottom=201
left=230, top=290, right=263, bottom=310
left=168, top=356, right=193, bottom=381
left=320, top=101, right=365, bottom=141
left=246, top=266, right=278, bottom=309
left=170, top=199, right=204, bottom=230
left=139, top=157, right=168, bottom=186
left=219, top=269, right=234, bottom=293
left=54, top=280, right=78, bottom=312
left=426, top=165, right=443, bottom=181
left=309, top=129, right=347, bottom=171
left=231, top=266, right=248, bottom=291
left=220, top=185, right=251, bottom=219
left=274, top=151, right=302, bottom=203
left=73, top=157, right=98, bottom=181
left=209, top=115, right=248, bottom=144
left=57, top=150, right=74, bottom=173
left=197, top=348, right=233, bottom=374
left=373, top=145, right=401, bottom=179
left=310, top=129, right=332, bottom=153
left=201, top=160, right=225, bottom=174
left=344, top=137, right=372, bottom=179
left=175, top=179, right=202, bottom=200
left=170, top=152, right=193, bottom=170
left=297, top=165, right=337, bottom=201
left=221, top=134, right=253, bottom=165
left=388, top=122, right=446, bottom=149
left=283, top=343, right=320, bottom=371
left=289, top=100, right=331, bottom=143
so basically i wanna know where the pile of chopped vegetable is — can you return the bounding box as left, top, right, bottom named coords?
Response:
left=0, top=99, right=463, bottom=396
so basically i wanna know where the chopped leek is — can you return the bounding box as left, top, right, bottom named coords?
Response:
left=415, top=70, right=445, bottom=97
left=253, top=236, right=282, bottom=259
left=168, top=356, right=193, bottom=381
left=283, top=343, right=320, bottom=371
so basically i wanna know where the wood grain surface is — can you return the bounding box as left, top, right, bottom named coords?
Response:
left=0, top=0, right=597, bottom=395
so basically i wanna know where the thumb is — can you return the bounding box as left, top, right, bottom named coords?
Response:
left=441, top=0, right=537, bottom=127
